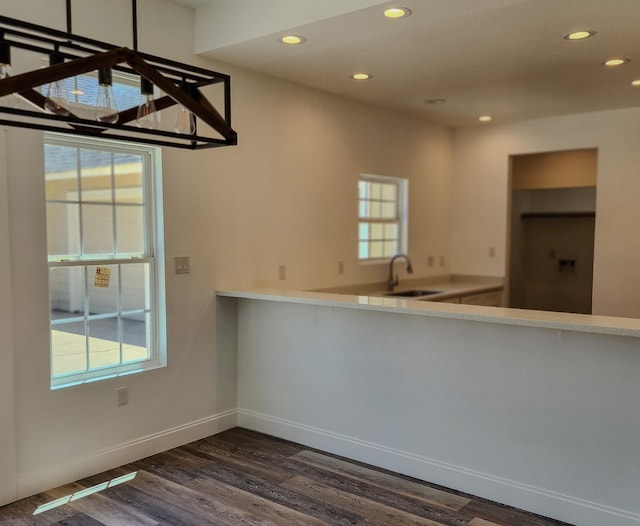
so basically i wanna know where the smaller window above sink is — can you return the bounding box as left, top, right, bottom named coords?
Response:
left=384, top=289, right=443, bottom=298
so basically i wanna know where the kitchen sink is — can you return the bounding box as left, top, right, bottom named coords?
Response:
left=384, top=289, right=443, bottom=298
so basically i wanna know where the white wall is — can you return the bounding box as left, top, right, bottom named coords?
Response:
left=0, top=0, right=454, bottom=502
left=0, top=130, right=17, bottom=505
left=164, top=74, right=453, bottom=291
left=451, top=108, right=640, bottom=317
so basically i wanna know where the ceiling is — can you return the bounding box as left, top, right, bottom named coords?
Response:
left=171, top=0, right=640, bottom=128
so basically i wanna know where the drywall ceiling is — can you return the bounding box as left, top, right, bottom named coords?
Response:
left=171, top=0, right=640, bottom=127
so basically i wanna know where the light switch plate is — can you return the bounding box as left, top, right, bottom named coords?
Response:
left=174, top=256, right=190, bottom=274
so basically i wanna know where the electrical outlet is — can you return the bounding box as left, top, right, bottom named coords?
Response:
left=337, top=261, right=344, bottom=274
left=117, top=386, right=128, bottom=407
left=489, top=247, right=496, bottom=258
left=174, top=256, right=190, bottom=274
left=427, top=256, right=434, bottom=267
left=278, top=265, right=286, bottom=280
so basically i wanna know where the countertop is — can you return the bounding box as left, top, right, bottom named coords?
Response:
left=373, top=280, right=503, bottom=302
left=216, top=287, right=640, bottom=338
left=311, top=274, right=503, bottom=296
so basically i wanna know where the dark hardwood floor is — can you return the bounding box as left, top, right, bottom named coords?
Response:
left=0, top=427, right=574, bottom=525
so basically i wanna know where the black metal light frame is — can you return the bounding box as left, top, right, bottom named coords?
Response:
left=0, top=10, right=237, bottom=150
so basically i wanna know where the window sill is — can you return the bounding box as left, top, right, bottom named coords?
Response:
left=51, top=359, right=166, bottom=390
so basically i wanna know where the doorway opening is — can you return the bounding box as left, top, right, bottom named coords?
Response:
left=507, top=149, right=597, bottom=314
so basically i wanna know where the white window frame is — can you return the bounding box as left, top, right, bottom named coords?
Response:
left=45, top=133, right=166, bottom=389
left=358, top=173, right=408, bottom=262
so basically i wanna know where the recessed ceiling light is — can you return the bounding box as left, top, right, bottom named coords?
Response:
left=384, top=7, right=412, bottom=19
left=478, top=115, right=493, bottom=122
left=280, top=35, right=306, bottom=45
left=352, top=73, right=372, bottom=80
left=602, top=58, right=630, bottom=67
left=563, top=30, right=596, bottom=41
left=632, top=79, right=640, bottom=87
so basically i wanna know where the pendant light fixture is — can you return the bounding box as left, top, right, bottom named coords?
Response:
left=0, top=1, right=237, bottom=150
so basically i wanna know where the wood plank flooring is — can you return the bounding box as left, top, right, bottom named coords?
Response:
left=0, top=427, right=574, bottom=525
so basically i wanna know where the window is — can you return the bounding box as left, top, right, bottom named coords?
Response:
left=45, top=133, right=166, bottom=388
left=358, top=174, right=408, bottom=260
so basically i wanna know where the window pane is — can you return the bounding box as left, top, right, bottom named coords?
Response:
left=381, top=202, right=397, bottom=219
left=116, top=205, right=145, bottom=254
left=384, top=223, right=399, bottom=239
left=115, top=154, right=143, bottom=204
left=359, top=200, right=369, bottom=218
left=381, top=183, right=397, bottom=201
left=51, top=322, right=87, bottom=376
left=384, top=241, right=397, bottom=257
left=87, top=265, right=119, bottom=316
left=371, top=223, right=384, bottom=240
left=358, top=181, right=369, bottom=199
left=371, top=183, right=381, bottom=200
left=121, top=263, right=150, bottom=312
left=82, top=204, right=114, bottom=255
left=115, top=186, right=144, bottom=204
left=122, top=312, right=149, bottom=363
left=359, top=223, right=370, bottom=241
left=370, top=202, right=381, bottom=218
left=50, top=266, right=85, bottom=320
left=359, top=242, right=369, bottom=259
left=88, top=317, right=120, bottom=369
left=45, top=145, right=78, bottom=201
left=370, top=241, right=384, bottom=258
left=47, top=203, right=80, bottom=256
left=80, top=149, right=112, bottom=203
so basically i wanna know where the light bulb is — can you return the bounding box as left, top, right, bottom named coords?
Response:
left=136, top=77, right=158, bottom=129
left=174, top=81, right=197, bottom=135
left=174, top=104, right=196, bottom=135
left=94, top=67, right=119, bottom=124
left=45, top=81, right=71, bottom=116
left=136, top=93, right=158, bottom=128
left=44, top=51, right=71, bottom=116
left=95, top=85, right=119, bottom=123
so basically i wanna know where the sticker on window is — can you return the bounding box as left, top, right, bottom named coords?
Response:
left=94, top=266, right=111, bottom=288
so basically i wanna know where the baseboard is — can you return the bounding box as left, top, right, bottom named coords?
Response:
left=16, top=409, right=237, bottom=501
left=238, top=409, right=640, bottom=526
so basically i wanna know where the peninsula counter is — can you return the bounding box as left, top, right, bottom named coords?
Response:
left=217, top=289, right=640, bottom=526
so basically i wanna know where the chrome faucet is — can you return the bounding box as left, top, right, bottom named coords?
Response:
left=387, top=254, right=413, bottom=292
